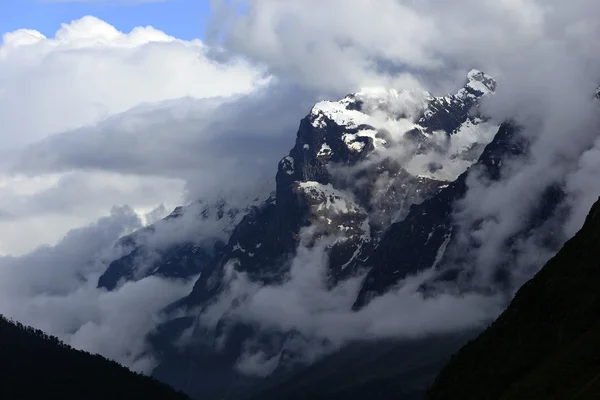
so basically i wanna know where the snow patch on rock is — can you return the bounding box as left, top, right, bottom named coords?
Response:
left=317, top=143, right=333, bottom=157
left=297, top=181, right=362, bottom=215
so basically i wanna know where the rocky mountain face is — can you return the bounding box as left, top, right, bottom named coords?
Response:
left=352, top=121, right=562, bottom=307
left=425, top=196, right=600, bottom=400
left=142, top=71, right=510, bottom=399
left=251, top=188, right=600, bottom=400
left=97, top=183, right=273, bottom=291
left=180, top=69, right=499, bottom=302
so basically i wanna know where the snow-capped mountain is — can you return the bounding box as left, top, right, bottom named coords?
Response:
left=141, top=70, right=505, bottom=399
left=100, top=69, right=498, bottom=294
left=172, top=70, right=497, bottom=307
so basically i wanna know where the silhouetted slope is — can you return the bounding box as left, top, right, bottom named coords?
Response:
left=248, top=332, right=476, bottom=400
left=0, top=315, right=188, bottom=400
left=425, top=197, right=600, bottom=400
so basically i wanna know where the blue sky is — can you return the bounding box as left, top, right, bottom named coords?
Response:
left=0, top=0, right=212, bottom=40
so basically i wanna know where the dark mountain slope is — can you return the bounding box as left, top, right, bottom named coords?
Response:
left=0, top=314, right=188, bottom=400
left=248, top=332, right=477, bottom=400
left=98, top=187, right=272, bottom=291
left=425, top=196, right=600, bottom=400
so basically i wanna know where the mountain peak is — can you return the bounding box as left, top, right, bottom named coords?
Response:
left=308, top=70, right=496, bottom=139
left=463, top=69, right=496, bottom=96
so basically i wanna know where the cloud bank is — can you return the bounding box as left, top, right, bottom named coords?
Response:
left=199, top=231, right=501, bottom=376
left=0, top=16, right=310, bottom=255
left=1, top=0, right=600, bottom=378
left=0, top=206, right=196, bottom=372
left=0, top=15, right=264, bottom=148
left=208, top=0, right=599, bottom=94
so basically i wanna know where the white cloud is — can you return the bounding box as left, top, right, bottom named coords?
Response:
left=0, top=207, right=195, bottom=372
left=208, top=0, right=599, bottom=94
left=0, top=16, right=282, bottom=255
left=0, top=171, right=186, bottom=255
left=564, top=137, right=600, bottom=236
left=199, top=231, right=501, bottom=377
left=0, top=15, right=266, bottom=149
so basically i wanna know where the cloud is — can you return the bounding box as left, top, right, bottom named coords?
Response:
left=0, top=206, right=195, bottom=372
left=0, top=17, right=309, bottom=255
left=9, top=83, right=312, bottom=183
left=0, top=15, right=265, bottom=149
left=208, top=0, right=599, bottom=94
left=198, top=230, right=501, bottom=377
left=0, top=171, right=186, bottom=255
left=208, top=0, right=433, bottom=93
left=0, top=81, right=316, bottom=255
left=564, top=137, right=600, bottom=236
left=445, top=33, right=600, bottom=290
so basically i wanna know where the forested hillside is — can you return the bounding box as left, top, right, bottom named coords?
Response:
left=0, top=315, right=188, bottom=400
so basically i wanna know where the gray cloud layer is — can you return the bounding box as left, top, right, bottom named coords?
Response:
left=9, top=84, right=315, bottom=200
left=0, top=207, right=195, bottom=372
left=199, top=231, right=501, bottom=376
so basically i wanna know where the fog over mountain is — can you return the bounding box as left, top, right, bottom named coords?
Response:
left=0, top=1, right=599, bottom=397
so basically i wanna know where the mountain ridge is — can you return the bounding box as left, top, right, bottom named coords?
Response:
left=97, top=181, right=274, bottom=291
